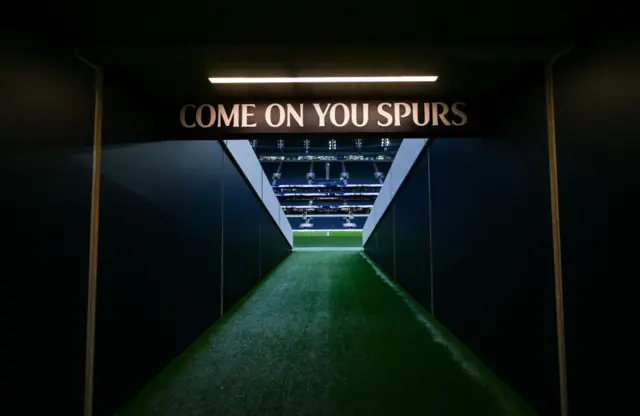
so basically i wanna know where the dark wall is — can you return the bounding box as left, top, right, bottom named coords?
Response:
left=92, top=73, right=291, bottom=416
left=393, top=152, right=432, bottom=311
left=222, top=149, right=260, bottom=311
left=1, top=35, right=291, bottom=415
left=365, top=67, right=559, bottom=415
left=553, top=29, right=638, bottom=414
left=1, top=38, right=95, bottom=414
left=366, top=208, right=395, bottom=282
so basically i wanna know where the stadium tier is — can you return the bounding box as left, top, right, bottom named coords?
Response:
left=278, top=162, right=310, bottom=185
left=313, top=162, right=325, bottom=180
left=280, top=200, right=374, bottom=207
left=261, top=162, right=281, bottom=185
left=375, top=161, right=392, bottom=176
left=258, top=155, right=395, bottom=233
left=288, top=216, right=367, bottom=230
left=259, top=161, right=394, bottom=186
left=343, top=161, right=392, bottom=184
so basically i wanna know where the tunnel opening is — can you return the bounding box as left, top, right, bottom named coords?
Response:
left=4, top=14, right=636, bottom=416
left=251, top=136, right=404, bottom=249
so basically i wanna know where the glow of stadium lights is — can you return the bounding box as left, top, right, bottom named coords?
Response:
left=208, top=75, right=438, bottom=84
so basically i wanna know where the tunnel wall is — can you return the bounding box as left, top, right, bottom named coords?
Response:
left=553, top=27, right=637, bottom=415
left=91, top=73, right=291, bottom=416
left=1, top=38, right=291, bottom=416
left=224, top=140, right=294, bottom=246
left=1, top=38, right=95, bottom=414
left=364, top=67, right=559, bottom=415
left=362, top=139, right=428, bottom=243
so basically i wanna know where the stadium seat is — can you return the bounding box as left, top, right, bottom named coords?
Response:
left=260, top=162, right=280, bottom=184
left=288, top=216, right=367, bottom=230
left=280, top=162, right=310, bottom=185
left=343, top=162, right=376, bottom=185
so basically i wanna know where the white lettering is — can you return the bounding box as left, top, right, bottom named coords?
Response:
left=411, top=103, right=431, bottom=126
left=313, top=103, right=331, bottom=127
left=432, top=102, right=451, bottom=126
left=241, top=104, right=257, bottom=127
left=265, top=103, right=286, bottom=127
left=180, top=104, right=196, bottom=128
left=185, top=101, right=467, bottom=130
left=217, top=104, right=239, bottom=127
left=329, top=103, right=350, bottom=127
left=393, top=102, right=411, bottom=126
left=351, top=103, right=368, bottom=127
left=286, top=103, right=304, bottom=127
left=195, top=104, right=216, bottom=128
left=377, top=103, right=393, bottom=127
left=451, top=102, right=467, bottom=126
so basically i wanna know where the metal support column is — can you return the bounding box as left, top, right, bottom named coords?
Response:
left=220, top=143, right=225, bottom=316
left=427, top=145, right=435, bottom=315
left=546, top=49, right=571, bottom=416
left=80, top=59, right=104, bottom=416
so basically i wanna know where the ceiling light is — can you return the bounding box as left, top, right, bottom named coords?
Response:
left=207, top=76, right=438, bottom=84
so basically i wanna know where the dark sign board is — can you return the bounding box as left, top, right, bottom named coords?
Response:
left=179, top=101, right=484, bottom=137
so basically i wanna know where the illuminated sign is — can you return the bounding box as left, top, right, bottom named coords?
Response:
left=179, top=101, right=476, bottom=135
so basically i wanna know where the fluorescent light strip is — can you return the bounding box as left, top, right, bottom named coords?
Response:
left=208, top=76, right=438, bottom=84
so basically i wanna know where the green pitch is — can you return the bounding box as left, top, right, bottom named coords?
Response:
left=117, top=251, right=534, bottom=415
left=293, top=230, right=363, bottom=248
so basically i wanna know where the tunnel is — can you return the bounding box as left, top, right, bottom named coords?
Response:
left=3, top=5, right=637, bottom=416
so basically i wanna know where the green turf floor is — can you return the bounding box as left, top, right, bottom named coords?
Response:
left=293, top=231, right=363, bottom=248
left=117, top=251, right=535, bottom=416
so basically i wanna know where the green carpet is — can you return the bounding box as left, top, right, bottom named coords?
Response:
left=117, top=251, right=535, bottom=416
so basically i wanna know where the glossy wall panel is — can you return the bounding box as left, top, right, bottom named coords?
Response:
left=368, top=208, right=395, bottom=278
left=93, top=142, right=224, bottom=416
left=92, top=137, right=291, bottom=415
left=222, top=149, right=261, bottom=312
left=365, top=67, right=558, bottom=415
left=429, top=135, right=556, bottom=415
left=90, top=71, right=291, bottom=416
left=553, top=29, right=638, bottom=414
left=260, top=207, right=293, bottom=276
left=1, top=39, right=95, bottom=415
left=392, top=148, right=432, bottom=312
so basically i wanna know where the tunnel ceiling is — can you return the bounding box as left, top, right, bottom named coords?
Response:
left=11, top=0, right=607, bottom=102
left=80, top=45, right=552, bottom=102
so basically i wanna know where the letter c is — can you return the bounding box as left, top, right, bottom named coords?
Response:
left=180, top=104, right=196, bottom=128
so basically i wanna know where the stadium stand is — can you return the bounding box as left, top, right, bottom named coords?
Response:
left=261, top=162, right=281, bottom=185
left=314, top=162, right=325, bottom=181
left=271, top=166, right=383, bottom=229
left=288, top=216, right=367, bottom=230
left=280, top=163, right=310, bottom=185
left=343, top=162, right=377, bottom=184
left=376, top=161, right=392, bottom=176
left=281, top=200, right=315, bottom=207
left=341, top=199, right=375, bottom=206
left=256, top=138, right=399, bottom=232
